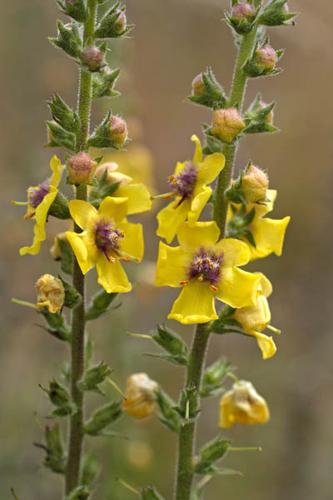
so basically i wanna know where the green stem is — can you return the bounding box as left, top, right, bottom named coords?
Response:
left=213, top=28, right=258, bottom=234
left=174, top=26, right=259, bottom=500
left=65, top=0, right=97, bottom=495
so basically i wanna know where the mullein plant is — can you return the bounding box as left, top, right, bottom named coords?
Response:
left=13, top=0, right=154, bottom=498
left=129, top=1, right=295, bottom=499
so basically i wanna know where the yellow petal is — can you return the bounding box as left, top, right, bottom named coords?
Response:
left=251, top=331, right=277, bottom=360
left=177, top=221, right=220, bottom=250
left=19, top=190, right=57, bottom=256
left=116, top=183, right=152, bottom=214
left=254, top=272, right=273, bottom=298
left=156, top=199, right=190, bottom=244
left=191, top=134, right=203, bottom=164
left=50, top=155, right=64, bottom=187
left=98, top=196, right=128, bottom=223
left=155, top=242, right=189, bottom=287
left=174, top=161, right=187, bottom=175
left=197, top=153, right=225, bottom=185
left=66, top=231, right=94, bottom=274
left=68, top=200, right=98, bottom=230
left=96, top=254, right=132, bottom=293
left=188, top=186, right=212, bottom=222
left=168, top=281, right=217, bottom=324
left=217, top=267, right=261, bottom=308
left=251, top=216, right=290, bottom=259
left=118, top=220, right=144, bottom=261
left=216, top=238, right=250, bottom=267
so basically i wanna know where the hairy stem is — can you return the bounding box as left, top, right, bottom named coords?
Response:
left=174, top=26, right=258, bottom=500
left=65, top=0, right=97, bottom=494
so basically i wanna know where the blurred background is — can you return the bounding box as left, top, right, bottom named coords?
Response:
left=1, top=0, right=333, bottom=499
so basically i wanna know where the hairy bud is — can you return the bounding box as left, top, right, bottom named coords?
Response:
left=254, top=45, right=278, bottom=72
left=81, top=45, right=104, bottom=72
left=109, top=115, right=128, bottom=147
left=211, top=107, right=246, bottom=143
left=67, top=152, right=97, bottom=185
left=191, top=73, right=205, bottom=97
left=241, top=164, right=269, bottom=202
left=35, top=274, right=65, bottom=314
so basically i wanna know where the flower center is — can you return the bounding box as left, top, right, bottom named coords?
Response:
left=94, top=220, right=124, bottom=258
left=188, top=247, right=223, bottom=286
left=168, top=162, right=197, bottom=200
left=28, top=181, right=50, bottom=209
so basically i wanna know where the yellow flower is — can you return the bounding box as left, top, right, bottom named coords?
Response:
left=35, top=274, right=65, bottom=314
left=122, top=373, right=158, bottom=419
left=156, top=135, right=225, bottom=243
left=66, top=196, right=143, bottom=293
left=233, top=273, right=280, bottom=359
left=219, top=380, right=270, bottom=428
left=228, top=190, right=290, bottom=260
left=16, top=156, right=63, bottom=256
left=95, top=161, right=151, bottom=215
left=155, top=221, right=261, bottom=325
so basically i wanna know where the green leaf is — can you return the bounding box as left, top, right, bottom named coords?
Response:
left=49, top=20, right=82, bottom=59
left=92, top=68, right=121, bottom=98
left=201, top=358, right=233, bottom=398
left=88, top=169, right=120, bottom=207
left=195, top=436, right=230, bottom=475
left=78, top=361, right=112, bottom=394
left=85, top=288, right=118, bottom=321
left=35, top=424, right=66, bottom=474
left=152, top=325, right=189, bottom=366
left=84, top=400, right=122, bottom=435
left=57, top=236, right=74, bottom=275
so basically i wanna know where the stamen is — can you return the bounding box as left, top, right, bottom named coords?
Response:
left=168, top=162, right=197, bottom=200
left=28, top=181, right=50, bottom=209
left=94, top=219, right=124, bottom=259
left=188, top=247, right=223, bottom=286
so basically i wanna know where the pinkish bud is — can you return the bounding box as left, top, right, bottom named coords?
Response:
left=191, top=73, right=205, bottom=97
left=81, top=46, right=104, bottom=72
left=109, top=115, right=128, bottom=147
left=67, top=152, right=97, bottom=185
left=211, top=107, right=246, bottom=144
left=114, top=10, right=127, bottom=35
left=242, top=164, right=269, bottom=202
left=231, top=2, right=256, bottom=22
left=254, top=45, right=278, bottom=72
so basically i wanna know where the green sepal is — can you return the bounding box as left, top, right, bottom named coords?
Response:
left=226, top=205, right=257, bottom=246
left=201, top=358, right=233, bottom=398
left=194, top=436, right=230, bottom=475
left=244, top=95, right=279, bottom=134
left=92, top=68, right=121, bottom=98
left=47, top=94, right=80, bottom=134
left=41, top=378, right=76, bottom=416
left=84, top=400, right=122, bottom=435
left=88, top=111, right=125, bottom=149
left=48, top=192, right=71, bottom=220
left=177, top=386, right=200, bottom=421
left=203, top=127, right=225, bottom=154
left=155, top=389, right=181, bottom=432
left=66, top=486, right=91, bottom=500
left=57, top=0, right=87, bottom=23
left=95, top=2, right=132, bottom=39
left=77, top=361, right=112, bottom=394
left=152, top=325, right=189, bottom=366
left=140, top=486, right=164, bottom=500
left=41, top=310, right=71, bottom=342
left=59, top=276, right=81, bottom=309
left=209, top=306, right=240, bottom=334
left=189, top=67, right=226, bottom=110
left=46, top=120, right=76, bottom=151
left=88, top=169, right=120, bottom=207
left=81, top=454, right=100, bottom=486
left=258, top=0, right=297, bottom=26
left=224, top=174, right=246, bottom=205
left=35, top=424, right=66, bottom=474
left=49, top=20, right=82, bottom=60
left=85, top=288, right=118, bottom=321
left=56, top=236, right=74, bottom=275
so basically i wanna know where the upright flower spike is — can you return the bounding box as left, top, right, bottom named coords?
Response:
left=122, top=373, right=159, bottom=419
left=233, top=273, right=280, bottom=359
left=219, top=380, right=270, bottom=429
left=156, top=221, right=261, bottom=325
left=66, top=196, right=144, bottom=293
left=95, top=162, right=152, bottom=214
left=15, top=156, right=64, bottom=256
left=157, top=135, right=225, bottom=243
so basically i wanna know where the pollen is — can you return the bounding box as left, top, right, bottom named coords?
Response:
left=188, top=247, right=223, bottom=286
left=94, top=219, right=124, bottom=259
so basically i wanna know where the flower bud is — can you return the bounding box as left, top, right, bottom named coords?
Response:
left=219, top=380, right=270, bottom=428
left=81, top=45, right=104, bottom=72
left=109, top=115, right=128, bottom=147
left=254, top=45, right=278, bottom=72
left=67, top=152, right=97, bottom=185
left=35, top=274, right=65, bottom=314
left=241, top=164, right=269, bottom=203
left=231, top=2, right=256, bottom=21
left=122, top=373, right=158, bottom=419
left=95, top=162, right=132, bottom=185
left=114, top=10, right=127, bottom=35
left=191, top=73, right=205, bottom=97
left=211, top=107, right=246, bottom=143
left=259, top=99, right=274, bottom=125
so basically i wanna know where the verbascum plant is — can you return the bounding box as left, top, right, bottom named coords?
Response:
left=12, top=1, right=153, bottom=498
left=129, top=1, right=295, bottom=499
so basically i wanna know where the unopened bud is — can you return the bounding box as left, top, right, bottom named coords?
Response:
left=211, top=107, right=245, bottom=143
left=191, top=73, right=205, bottom=97
left=241, top=164, right=268, bottom=202
left=231, top=2, right=256, bottom=22
left=67, top=152, right=97, bottom=185
left=81, top=45, right=104, bottom=72
left=35, top=274, right=65, bottom=314
left=114, top=10, right=127, bottom=35
left=259, top=99, right=274, bottom=125
left=219, top=380, right=270, bottom=428
left=254, top=45, right=278, bottom=72
left=109, top=115, right=128, bottom=147
left=123, top=373, right=158, bottom=419
left=95, top=162, right=132, bottom=185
